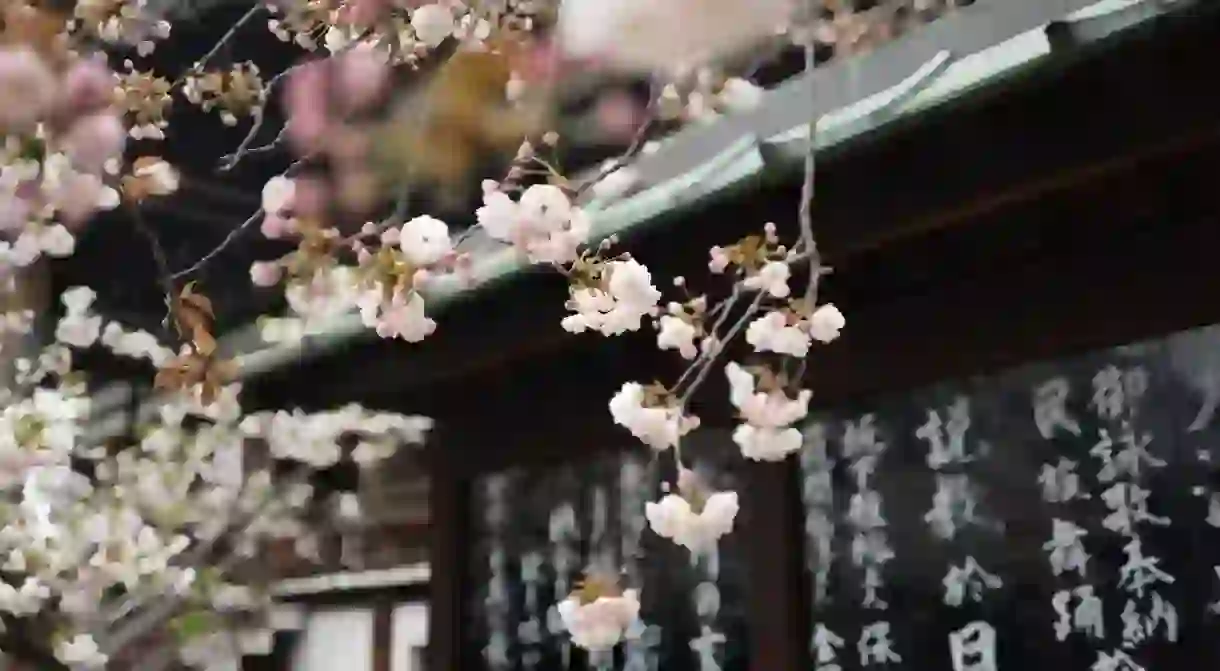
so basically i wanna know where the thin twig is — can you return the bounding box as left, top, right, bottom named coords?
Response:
left=171, top=208, right=264, bottom=281
left=171, top=2, right=266, bottom=90
left=170, top=159, right=305, bottom=280
left=793, top=24, right=823, bottom=384
left=219, top=68, right=295, bottom=172
left=677, top=290, right=766, bottom=410
left=127, top=204, right=179, bottom=332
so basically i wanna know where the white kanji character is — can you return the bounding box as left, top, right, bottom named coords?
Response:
left=1043, top=519, right=1089, bottom=578
left=1207, top=494, right=1220, bottom=528
left=1073, top=585, right=1105, bottom=640
left=1092, top=425, right=1163, bottom=484
left=862, top=565, right=889, bottom=610
left=694, top=582, right=721, bottom=619
left=690, top=625, right=726, bottom=671
left=1052, top=590, right=1072, bottom=641
left=1039, top=458, right=1086, bottom=504
left=802, top=423, right=832, bottom=470
left=948, top=621, right=997, bottom=671
left=520, top=552, right=545, bottom=610
left=843, top=414, right=885, bottom=460
left=1102, top=484, right=1170, bottom=536
left=812, top=624, right=845, bottom=666
left=548, top=503, right=578, bottom=543
left=849, top=456, right=881, bottom=492
left=1146, top=593, right=1178, bottom=643
left=484, top=630, right=511, bottom=669
left=804, top=469, right=834, bottom=506
left=918, top=397, right=974, bottom=469
left=1118, top=539, right=1175, bottom=597
left=943, top=557, right=1003, bottom=607
left=1093, top=649, right=1145, bottom=671
left=858, top=621, right=902, bottom=665
left=925, top=474, right=979, bottom=540
left=1120, top=600, right=1146, bottom=648
left=806, top=510, right=835, bottom=568
left=852, top=530, right=893, bottom=567
left=849, top=490, right=887, bottom=530
left=518, top=617, right=543, bottom=644
left=624, top=622, right=662, bottom=671
left=1033, top=378, right=1082, bottom=439
left=1092, top=366, right=1148, bottom=421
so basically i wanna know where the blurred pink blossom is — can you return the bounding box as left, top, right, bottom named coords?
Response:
left=249, top=261, right=283, bottom=287
left=0, top=47, right=58, bottom=131
left=62, top=113, right=127, bottom=173
left=261, top=214, right=291, bottom=239
left=285, top=61, right=332, bottom=153
left=335, top=46, right=390, bottom=115
left=61, top=57, right=116, bottom=117
left=593, top=92, right=645, bottom=141
left=340, top=0, right=391, bottom=27
left=291, top=176, right=329, bottom=219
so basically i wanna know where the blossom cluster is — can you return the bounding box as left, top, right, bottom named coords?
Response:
left=0, top=0, right=885, bottom=662
left=0, top=284, right=431, bottom=668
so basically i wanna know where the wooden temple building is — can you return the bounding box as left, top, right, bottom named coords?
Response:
left=60, top=0, right=1220, bottom=669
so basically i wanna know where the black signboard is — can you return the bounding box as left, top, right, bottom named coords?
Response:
left=796, top=322, right=1220, bottom=671
left=466, top=442, right=750, bottom=671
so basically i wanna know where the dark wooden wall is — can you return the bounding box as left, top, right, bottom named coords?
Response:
left=243, top=6, right=1220, bottom=671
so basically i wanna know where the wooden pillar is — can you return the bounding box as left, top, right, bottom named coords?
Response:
left=374, top=599, right=392, bottom=671
left=742, top=460, right=806, bottom=671
left=426, top=429, right=467, bottom=671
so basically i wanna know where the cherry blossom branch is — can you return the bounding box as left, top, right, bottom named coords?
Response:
left=793, top=32, right=824, bottom=384
left=99, top=473, right=307, bottom=657
left=171, top=159, right=306, bottom=279
left=128, top=204, right=181, bottom=332
left=678, top=290, right=767, bottom=409
left=220, top=28, right=375, bottom=172
left=218, top=123, right=288, bottom=169
left=218, top=69, right=293, bottom=172
left=170, top=2, right=266, bottom=90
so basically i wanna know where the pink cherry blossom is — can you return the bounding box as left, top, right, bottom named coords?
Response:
left=260, top=214, right=291, bottom=239
left=61, top=57, right=117, bottom=117
left=284, top=61, right=332, bottom=153
left=335, top=46, right=389, bottom=115
left=290, top=176, right=329, bottom=219
left=62, top=114, right=127, bottom=173
left=593, top=91, right=645, bottom=141
left=0, top=47, right=57, bottom=131
left=249, top=261, right=283, bottom=287
left=340, top=0, right=390, bottom=28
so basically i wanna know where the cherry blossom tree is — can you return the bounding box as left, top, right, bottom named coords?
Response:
left=0, top=0, right=929, bottom=666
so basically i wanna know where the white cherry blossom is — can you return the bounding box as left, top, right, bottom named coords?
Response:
left=743, top=260, right=791, bottom=298
left=809, top=303, right=846, bottom=343
left=358, top=289, right=437, bottom=342
left=726, top=362, right=812, bottom=428
left=398, top=214, right=453, bottom=266
left=645, top=489, right=738, bottom=554
left=657, top=313, right=698, bottom=359
left=262, top=174, right=295, bottom=214
left=557, top=588, right=642, bottom=651
left=609, top=382, right=696, bottom=450
left=477, top=185, right=591, bottom=265
left=56, top=633, right=107, bottom=668
left=411, top=3, right=456, bottom=48
left=746, top=310, right=812, bottom=357
left=563, top=258, right=661, bottom=336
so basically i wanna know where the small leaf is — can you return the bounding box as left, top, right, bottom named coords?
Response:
left=179, top=282, right=215, bottom=318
